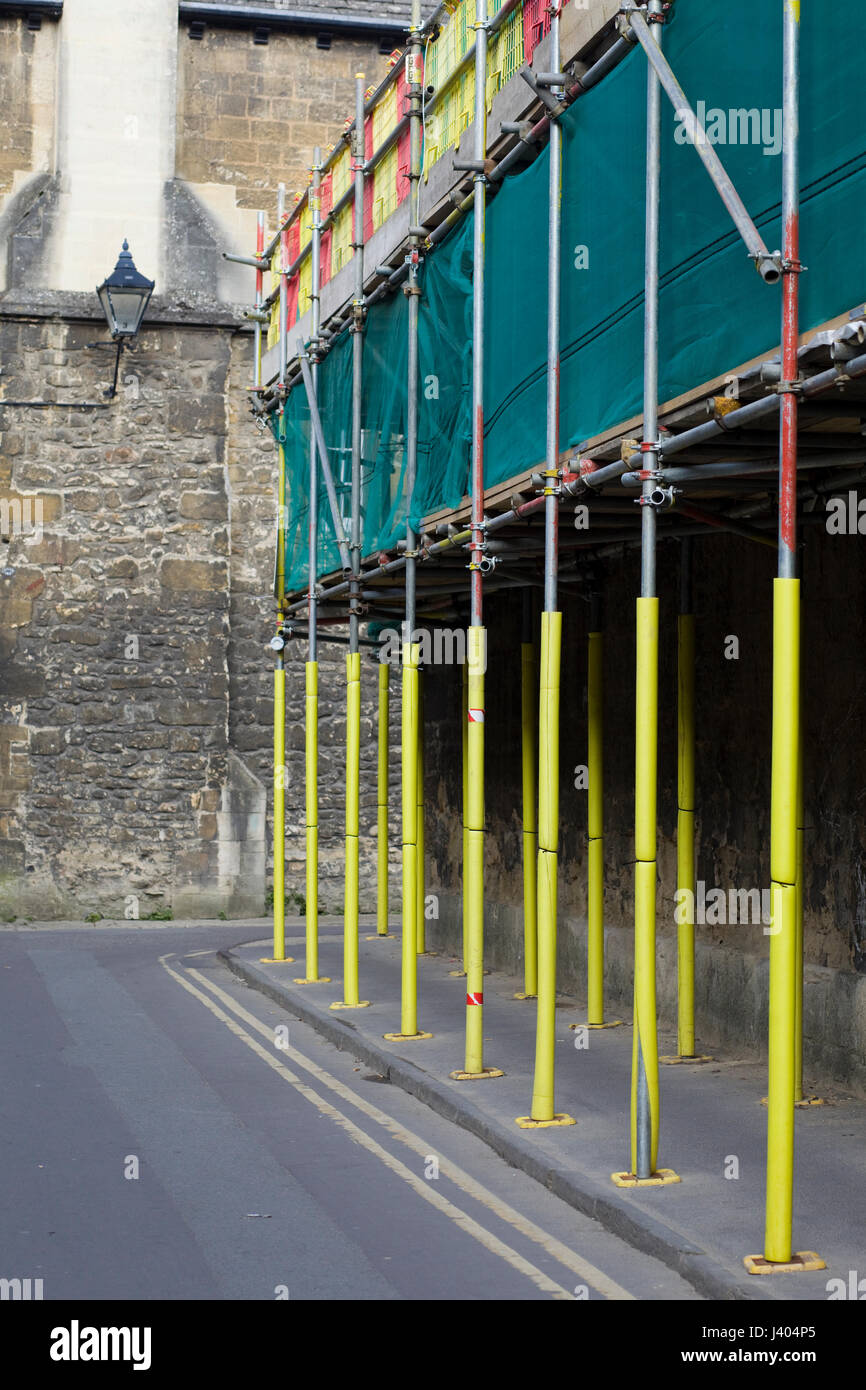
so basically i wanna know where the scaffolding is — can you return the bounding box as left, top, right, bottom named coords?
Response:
left=230, top=0, right=866, bottom=1273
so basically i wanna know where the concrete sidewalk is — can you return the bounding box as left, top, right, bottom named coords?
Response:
left=222, top=919, right=865, bottom=1302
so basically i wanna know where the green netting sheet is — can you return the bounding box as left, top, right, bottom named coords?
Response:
left=281, top=0, right=866, bottom=591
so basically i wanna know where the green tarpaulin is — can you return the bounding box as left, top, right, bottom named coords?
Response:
left=281, top=0, right=866, bottom=593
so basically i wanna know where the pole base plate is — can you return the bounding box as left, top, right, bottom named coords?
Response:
left=450, top=1067, right=505, bottom=1080
left=573, top=1020, right=624, bottom=1030
left=330, top=1000, right=371, bottom=1010
left=515, top=1113, right=576, bottom=1128
left=743, top=1251, right=826, bottom=1275
left=448, top=969, right=467, bottom=977
left=513, top=991, right=537, bottom=1001
left=365, top=933, right=396, bottom=941
left=660, top=1053, right=713, bottom=1064
left=383, top=1030, right=433, bottom=1041
left=259, top=957, right=296, bottom=964
left=611, top=1169, right=681, bottom=1188
left=292, top=977, right=331, bottom=985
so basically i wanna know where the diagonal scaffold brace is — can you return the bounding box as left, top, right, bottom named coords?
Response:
left=620, top=2, right=782, bottom=284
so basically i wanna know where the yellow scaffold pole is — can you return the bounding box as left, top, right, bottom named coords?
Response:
left=627, top=597, right=665, bottom=1180
left=518, top=0, right=570, bottom=1124
left=515, top=593, right=538, bottom=1001
left=762, top=580, right=802, bottom=1260
left=616, top=3, right=674, bottom=1186
left=519, top=610, right=569, bottom=1122
left=748, top=0, right=822, bottom=1275
left=332, top=649, right=368, bottom=1008
left=416, top=668, right=426, bottom=952
left=671, top=540, right=704, bottom=1061
left=452, top=625, right=501, bottom=1078
left=794, top=717, right=806, bottom=1102
left=272, top=634, right=287, bottom=962
left=586, top=592, right=619, bottom=1027
left=304, top=659, right=320, bottom=973
left=385, top=642, right=430, bottom=1040
left=449, top=660, right=469, bottom=979
left=376, top=654, right=391, bottom=937
left=677, top=593, right=695, bottom=1056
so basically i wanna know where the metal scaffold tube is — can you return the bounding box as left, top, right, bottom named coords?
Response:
left=390, top=0, right=430, bottom=1039
left=520, top=1, right=568, bottom=1125
left=624, top=3, right=781, bottom=284
left=453, top=0, right=501, bottom=1083
left=515, top=590, right=537, bottom=1001
left=296, top=153, right=327, bottom=984
left=265, top=198, right=291, bottom=966
left=254, top=210, right=264, bottom=391
left=753, top=0, right=823, bottom=1276
left=620, top=0, right=669, bottom=1187
left=297, top=343, right=351, bottom=575
left=407, top=3, right=426, bottom=965
left=335, top=77, right=368, bottom=1012
left=307, top=155, right=323, bottom=980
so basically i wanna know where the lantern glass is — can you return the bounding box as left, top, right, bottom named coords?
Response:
left=96, top=241, right=154, bottom=338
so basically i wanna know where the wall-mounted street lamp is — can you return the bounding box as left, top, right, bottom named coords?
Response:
left=95, top=240, right=154, bottom=397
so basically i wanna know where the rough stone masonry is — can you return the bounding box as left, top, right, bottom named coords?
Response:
left=0, top=6, right=401, bottom=921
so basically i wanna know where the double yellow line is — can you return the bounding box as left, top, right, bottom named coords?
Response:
left=159, top=951, right=634, bottom=1301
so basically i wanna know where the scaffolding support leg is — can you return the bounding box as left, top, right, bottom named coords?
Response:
left=795, top=719, right=804, bottom=1101
left=753, top=0, right=822, bottom=1276
left=461, top=660, right=469, bottom=973
left=632, top=597, right=661, bottom=1177
left=333, top=651, right=366, bottom=1008
left=402, top=644, right=419, bottom=1030
left=305, top=661, right=319, bottom=975
left=385, top=642, right=429, bottom=1040
left=676, top=610, right=696, bottom=1057
left=587, top=627, right=605, bottom=1024
left=272, top=659, right=286, bottom=960
left=528, top=611, right=566, bottom=1121
left=623, top=0, right=667, bottom=1186
left=462, top=626, right=488, bottom=1075
left=377, top=657, right=390, bottom=937
left=519, top=638, right=538, bottom=999
left=416, top=669, right=426, bottom=952
left=765, top=579, right=799, bottom=1259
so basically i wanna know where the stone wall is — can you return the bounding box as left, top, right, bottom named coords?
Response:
left=0, top=18, right=36, bottom=199
left=176, top=26, right=391, bottom=211
left=0, top=313, right=256, bottom=918
left=0, top=309, right=392, bottom=920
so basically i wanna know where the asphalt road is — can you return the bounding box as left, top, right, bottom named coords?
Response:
left=0, top=925, right=699, bottom=1301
